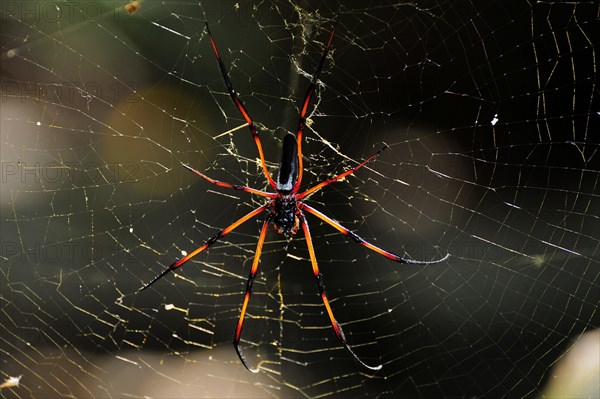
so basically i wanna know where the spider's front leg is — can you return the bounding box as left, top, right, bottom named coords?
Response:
left=299, top=212, right=383, bottom=371
left=138, top=204, right=270, bottom=291
left=301, top=203, right=450, bottom=265
left=233, top=213, right=273, bottom=373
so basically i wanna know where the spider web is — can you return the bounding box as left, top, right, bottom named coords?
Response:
left=1, top=1, right=598, bottom=397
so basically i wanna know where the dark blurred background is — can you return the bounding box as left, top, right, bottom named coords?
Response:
left=1, top=1, right=598, bottom=398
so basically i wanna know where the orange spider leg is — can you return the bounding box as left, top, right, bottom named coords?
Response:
left=205, top=22, right=277, bottom=189
left=293, top=22, right=337, bottom=193
left=299, top=213, right=382, bottom=371
left=183, top=164, right=276, bottom=198
left=233, top=214, right=272, bottom=373
left=139, top=204, right=270, bottom=291
left=297, top=144, right=388, bottom=200
left=301, top=203, right=450, bottom=265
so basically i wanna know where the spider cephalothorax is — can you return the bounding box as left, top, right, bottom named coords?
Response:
left=272, top=194, right=299, bottom=237
left=140, top=19, right=449, bottom=373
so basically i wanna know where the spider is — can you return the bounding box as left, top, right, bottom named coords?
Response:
left=139, top=20, right=449, bottom=372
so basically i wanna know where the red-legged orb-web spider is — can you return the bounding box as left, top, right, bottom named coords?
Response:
left=139, top=20, right=450, bottom=372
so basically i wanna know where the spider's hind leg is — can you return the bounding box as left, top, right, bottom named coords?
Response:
left=205, top=21, right=277, bottom=189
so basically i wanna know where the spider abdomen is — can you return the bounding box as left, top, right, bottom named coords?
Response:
left=272, top=194, right=299, bottom=237
left=276, top=134, right=299, bottom=192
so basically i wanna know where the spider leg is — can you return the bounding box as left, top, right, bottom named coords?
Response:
left=299, top=213, right=383, bottom=371
left=233, top=214, right=273, bottom=373
left=183, top=164, right=276, bottom=198
left=297, top=144, right=388, bottom=200
left=205, top=22, right=277, bottom=189
left=301, top=203, right=450, bottom=265
left=138, top=204, right=271, bottom=291
left=293, top=21, right=337, bottom=193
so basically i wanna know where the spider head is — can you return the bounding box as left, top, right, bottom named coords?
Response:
left=273, top=194, right=299, bottom=238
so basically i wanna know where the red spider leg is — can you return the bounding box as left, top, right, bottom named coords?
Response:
left=233, top=214, right=273, bottom=373
left=299, top=213, right=382, bottom=371
left=292, top=23, right=337, bottom=193
left=300, top=203, right=450, bottom=265
left=139, top=204, right=271, bottom=291
left=205, top=22, right=277, bottom=189
left=183, top=164, right=276, bottom=198
left=296, top=144, right=388, bottom=200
